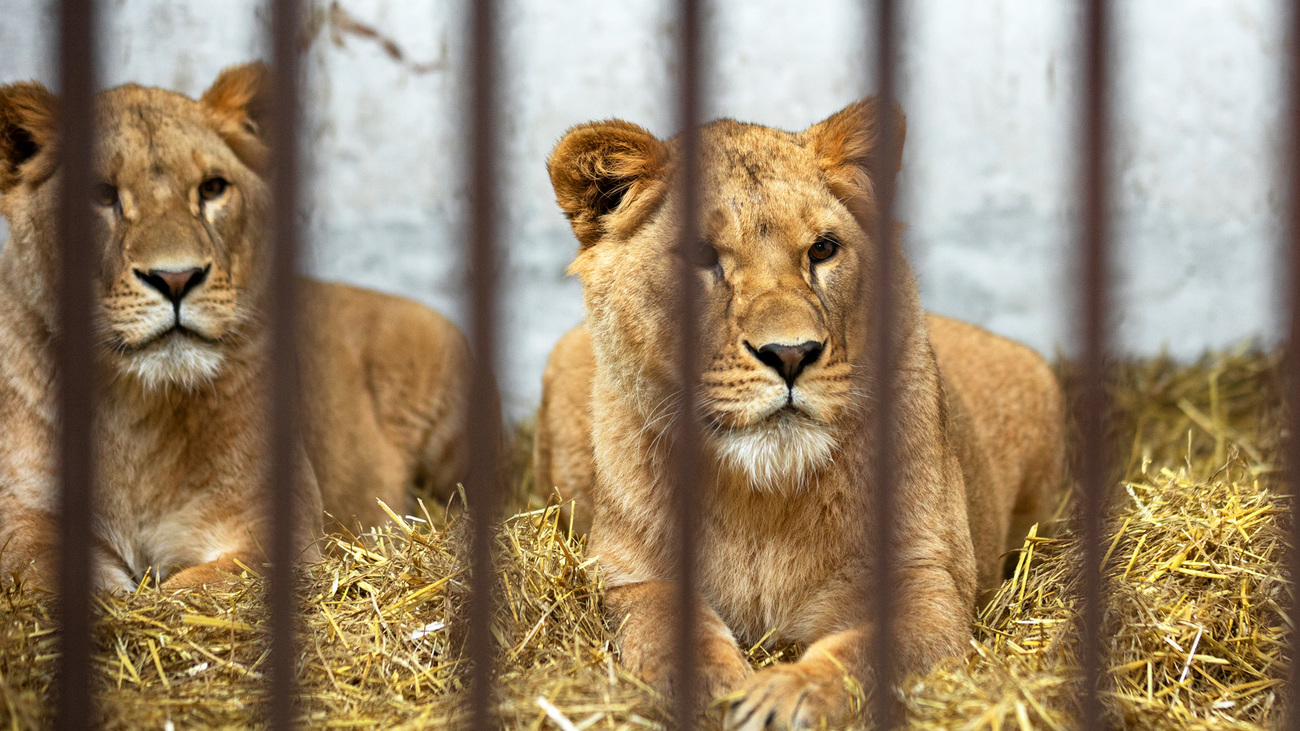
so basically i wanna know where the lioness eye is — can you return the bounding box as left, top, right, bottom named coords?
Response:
left=199, top=176, right=230, bottom=201
left=809, top=234, right=839, bottom=263
left=93, top=182, right=118, bottom=208
left=694, top=240, right=720, bottom=271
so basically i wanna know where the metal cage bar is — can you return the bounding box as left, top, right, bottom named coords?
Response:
left=1077, top=1, right=1112, bottom=728
left=54, top=0, right=99, bottom=728
left=465, top=0, right=504, bottom=726
left=1286, top=1, right=1300, bottom=729
left=868, top=0, right=900, bottom=727
left=266, top=0, right=306, bottom=727
left=672, top=0, right=705, bottom=727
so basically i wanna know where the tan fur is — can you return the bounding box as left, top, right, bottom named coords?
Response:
left=534, top=324, right=597, bottom=534
left=301, top=281, right=476, bottom=537
left=0, top=64, right=475, bottom=591
left=537, top=100, right=1065, bottom=728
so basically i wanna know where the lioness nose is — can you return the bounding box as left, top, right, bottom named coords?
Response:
left=748, top=340, right=824, bottom=387
left=135, top=266, right=209, bottom=304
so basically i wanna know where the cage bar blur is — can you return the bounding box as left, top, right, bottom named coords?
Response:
left=265, top=0, right=306, bottom=727
left=671, top=0, right=705, bottom=727
left=1286, top=2, right=1300, bottom=730
left=53, top=0, right=98, bottom=728
left=1077, top=1, right=1112, bottom=728
left=867, top=0, right=900, bottom=727
left=464, top=0, right=505, bottom=727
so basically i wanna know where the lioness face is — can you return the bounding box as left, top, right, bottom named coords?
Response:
left=0, top=65, right=272, bottom=390
left=551, top=100, right=903, bottom=491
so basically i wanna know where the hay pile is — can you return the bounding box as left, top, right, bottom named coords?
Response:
left=0, top=348, right=1289, bottom=729
left=904, top=349, right=1288, bottom=730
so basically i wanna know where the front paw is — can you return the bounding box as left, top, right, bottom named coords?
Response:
left=698, top=634, right=755, bottom=702
left=160, top=561, right=241, bottom=591
left=722, top=662, right=855, bottom=730
left=622, top=631, right=753, bottom=710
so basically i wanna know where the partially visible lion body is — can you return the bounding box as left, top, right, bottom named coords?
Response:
left=302, top=282, right=472, bottom=536
left=925, top=314, right=1065, bottom=588
left=536, top=101, right=1065, bottom=728
left=0, top=67, right=473, bottom=590
left=533, top=325, right=597, bottom=533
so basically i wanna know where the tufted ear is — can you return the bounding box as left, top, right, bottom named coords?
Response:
left=805, top=97, right=906, bottom=205
left=200, top=62, right=271, bottom=173
left=547, top=120, right=669, bottom=248
left=0, top=81, right=58, bottom=192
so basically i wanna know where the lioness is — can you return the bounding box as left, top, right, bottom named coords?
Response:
left=535, top=100, right=1065, bottom=728
left=0, top=64, right=478, bottom=590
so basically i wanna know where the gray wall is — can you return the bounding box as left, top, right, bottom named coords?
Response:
left=0, top=0, right=1285, bottom=418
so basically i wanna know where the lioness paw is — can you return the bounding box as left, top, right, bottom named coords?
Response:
left=160, top=569, right=233, bottom=591
left=698, top=638, right=755, bottom=702
left=620, top=630, right=752, bottom=710
left=722, top=664, right=853, bottom=731
left=159, top=558, right=245, bottom=591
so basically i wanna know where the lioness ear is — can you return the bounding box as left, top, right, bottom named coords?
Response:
left=547, top=120, right=668, bottom=248
left=805, top=97, right=906, bottom=204
left=0, top=81, right=58, bottom=192
left=201, top=62, right=270, bottom=173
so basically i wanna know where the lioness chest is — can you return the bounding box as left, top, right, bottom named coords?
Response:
left=91, top=384, right=266, bottom=588
left=697, top=474, right=858, bottom=647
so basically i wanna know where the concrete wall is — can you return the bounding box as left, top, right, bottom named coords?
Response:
left=0, top=0, right=1285, bottom=418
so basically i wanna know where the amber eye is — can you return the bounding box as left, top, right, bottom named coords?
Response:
left=199, top=176, right=229, bottom=201
left=809, top=234, right=839, bottom=263
left=694, top=240, right=720, bottom=271
left=93, top=182, right=118, bottom=208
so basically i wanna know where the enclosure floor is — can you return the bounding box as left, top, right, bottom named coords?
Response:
left=0, top=349, right=1286, bottom=730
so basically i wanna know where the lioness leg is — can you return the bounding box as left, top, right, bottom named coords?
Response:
left=724, top=568, right=971, bottom=730
left=606, top=581, right=752, bottom=709
left=0, top=507, right=56, bottom=589
left=161, top=553, right=259, bottom=590
left=0, top=507, right=140, bottom=591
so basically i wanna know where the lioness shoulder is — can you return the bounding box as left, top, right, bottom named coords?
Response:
left=0, top=64, right=478, bottom=591
left=535, top=100, right=1066, bottom=728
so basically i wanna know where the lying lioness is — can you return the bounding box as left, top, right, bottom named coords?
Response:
left=535, top=100, right=1065, bottom=728
left=0, top=64, right=478, bottom=590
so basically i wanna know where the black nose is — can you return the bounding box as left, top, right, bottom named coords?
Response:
left=747, top=340, right=824, bottom=386
left=135, top=266, right=208, bottom=305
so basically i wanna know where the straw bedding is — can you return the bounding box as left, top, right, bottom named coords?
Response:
left=0, top=347, right=1288, bottom=729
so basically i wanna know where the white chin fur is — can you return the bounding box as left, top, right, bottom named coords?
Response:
left=120, top=338, right=225, bottom=391
left=712, top=415, right=836, bottom=493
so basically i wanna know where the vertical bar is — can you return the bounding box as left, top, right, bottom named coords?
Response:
left=672, top=0, right=704, bottom=727
left=54, top=0, right=98, bottom=728
left=1285, top=1, right=1300, bottom=729
left=465, top=0, right=503, bottom=726
left=267, top=0, right=304, bottom=727
left=1077, top=1, right=1111, bottom=728
left=868, top=0, right=899, bottom=727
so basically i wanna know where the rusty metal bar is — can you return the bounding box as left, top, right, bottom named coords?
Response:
left=465, top=0, right=504, bottom=726
left=1077, top=1, right=1111, bottom=728
left=868, top=0, right=899, bottom=727
left=267, top=0, right=305, bottom=727
left=1286, top=1, right=1300, bottom=729
left=671, top=0, right=704, bottom=727
left=54, top=0, right=98, bottom=728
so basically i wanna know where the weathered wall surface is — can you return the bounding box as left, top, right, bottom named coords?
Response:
left=0, top=0, right=1284, bottom=417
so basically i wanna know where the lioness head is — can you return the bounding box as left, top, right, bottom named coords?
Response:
left=0, top=64, right=272, bottom=390
left=549, top=99, right=909, bottom=491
